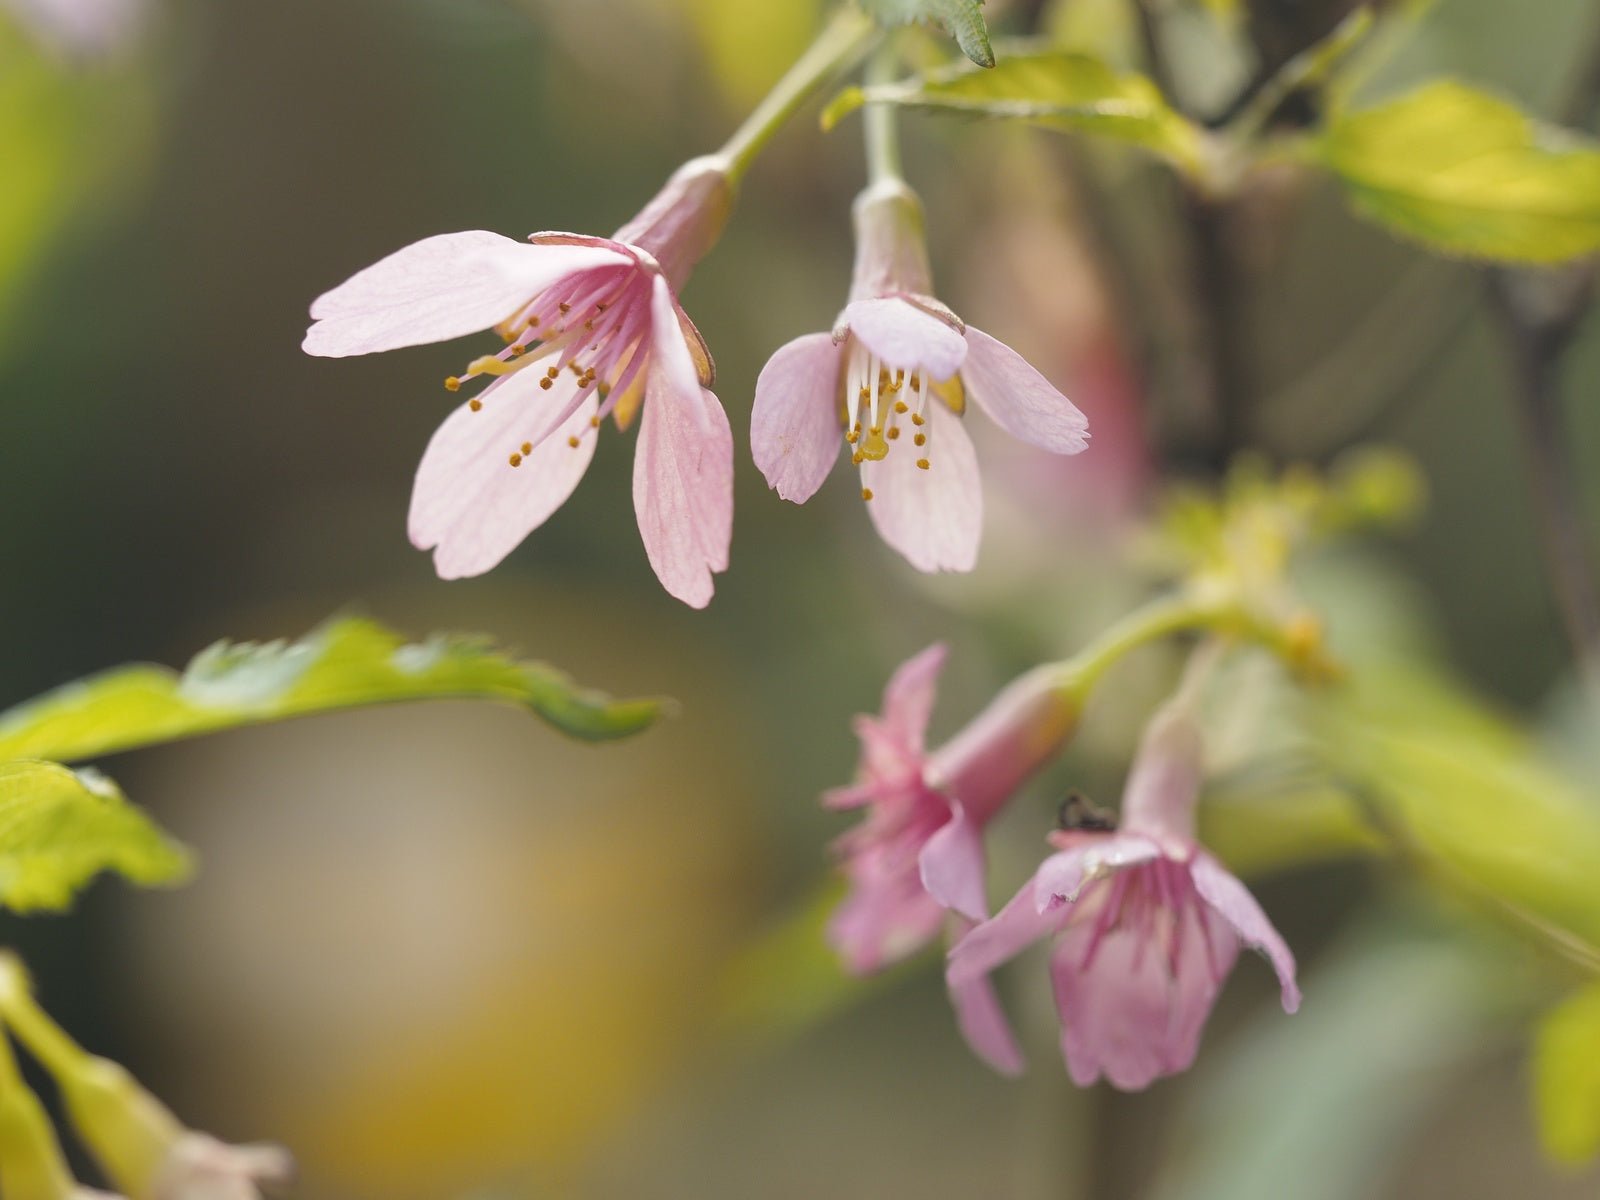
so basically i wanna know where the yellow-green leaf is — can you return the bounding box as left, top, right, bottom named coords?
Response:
left=0, top=760, right=190, bottom=912
left=1316, top=81, right=1600, bottom=263
left=825, top=47, right=1205, bottom=173
left=0, top=616, right=664, bottom=763
left=1534, top=981, right=1600, bottom=1164
left=857, top=0, right=993, bottom=69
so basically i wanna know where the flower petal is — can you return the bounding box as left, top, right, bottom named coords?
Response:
left=1049, top=892, right=1238, bottom=1090
left=960, top=326, right=1090, bottom=454
left=946, top=918, right=1025, bottom=1076
left=859, top=402, right=982, bottom=573
left=1034, top=832, right=1162, bottom=908
left=919, top=800, right=986, bottom=920
left=408, top=378, right=600, bottom=579
left=751, top=333, right=845, bottom=504
left=843, top=297, right=968, bottom=381
left=1190, top=853, right=1301, bottom=1013
left=828, top=867, right=944, bottom=975
left=879, top=642, right=946, bottom=751
left=303, top=232, right=628, bottom=357
left=946, top=860, right=1070, bottom=988
left=632, top=330, right=733, bottom=608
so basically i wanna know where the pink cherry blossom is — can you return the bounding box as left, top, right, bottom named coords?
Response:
left=303, top=157, right=735, bottom=608
left=946, top=707, right=1300, bottom=1088
left=752, top=179, right=1090, bottom=572
left=826, top=646, right=1078, bottom=976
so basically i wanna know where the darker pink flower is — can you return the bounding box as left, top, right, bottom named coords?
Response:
left=946, top=708, right=1300, bottom=1088
left=826, top=645, right=1078, bottom=975
left=303, top=157, right=735, bottom=608
left=752, top=180, right=1090, bottom=572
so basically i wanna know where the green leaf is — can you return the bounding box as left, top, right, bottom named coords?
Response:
left=0, top=617, right=664, bottom=763
left=1315, top=81, right=1600, bottom=263
left=1309, top=663, right=1600, bottom=955
left=857, top=0, right=994, bottom=68
left=825, top=46, right=1205, bottom=173
left=1534, top=981, right=1600, bottom=1165
left=0, top=760, right=190, bottom=912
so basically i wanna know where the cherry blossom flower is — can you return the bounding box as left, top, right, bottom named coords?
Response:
left=303, top=156, right=735, bottom=607
left=752, top=179, right=1090, bottom=572
left=946, top=706, right=1300, bottom=1088
left=826, top=645, right=1078, bottom=974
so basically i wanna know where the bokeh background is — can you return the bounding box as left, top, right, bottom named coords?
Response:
left=1, top=0, right=1598, bottom=1196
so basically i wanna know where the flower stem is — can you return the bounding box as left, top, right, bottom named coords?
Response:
left=863, top=40, right=904, bottom=187
left=0, top=958, right=86, bottom=1081
left=718, top=7, right=879, bottom=185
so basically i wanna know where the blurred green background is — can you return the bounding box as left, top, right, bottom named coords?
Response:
left=1, top=0, right=1598, bottom=1196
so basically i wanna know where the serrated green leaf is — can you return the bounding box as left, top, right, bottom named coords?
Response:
left=1316, top=81, right=1600, bottom=263
left=1534, top=981, right=1600, bottom=1164
left=827, top=46, right=1205, bottom=172
left=857, top=0, right=994, bottom=68
left=0, top=760, right=190, bottom=912
left=0, top=617, right=664, bottom=763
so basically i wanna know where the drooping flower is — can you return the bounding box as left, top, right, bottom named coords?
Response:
left=303, top=156, right=736, bottom=607
left=826, top=645, right=1079, bottom=975
left=752, top=179, right=1090, bottom=572
left=946, top=706, right=1300, bottom=1088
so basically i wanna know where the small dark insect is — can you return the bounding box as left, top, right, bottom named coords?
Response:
left=1057, top=790, right=1118, bottom=833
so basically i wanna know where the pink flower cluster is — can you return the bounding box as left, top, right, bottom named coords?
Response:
left=827, top=648, right=1300, bottom=1089
left=305, top=161, right=1087, bottom=604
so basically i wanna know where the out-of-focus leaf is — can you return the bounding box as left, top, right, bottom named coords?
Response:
left=857, top=0, right=993, bottom=68
left=1310, top=664, right=1600, bottom=955
left=0, top=24, right=157, bottom=346
left=1315, top=81, right=1600, bottom=262
left=0, top=759, right=189, bottom=912
left=1534, top=980, right=1600, bottom=1165
left=0, top=617, right=664, bottom=762
left=1150, top=923, right=1498, bottom=1200
left=825, top=46, right=1204, bottom=170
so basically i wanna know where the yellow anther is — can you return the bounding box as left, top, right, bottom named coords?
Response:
left=894, top=400, right=908, bottom=414
left=567, top=436, right=581, bottom=448
left=887, top=426, right=901, bottom=440
left=851, top=450, right=865, bottom=465
left=861, top=487, right=874, bottom=501
left=589, top=415, right=601, bottom=428
left=444, top=376, right=461, bottom=392
left=914, top=433, right=926, bottom=446
left=520, top=442, right=532, bottom=455
left=468, top=398, right=483, bottom=412
left=559, top=302, right=572, bottom=314
left=539, top=378, right=553, bottom=391
left=916, top=458, right=930, bottom=470
left=511, top=344, right=526, bottom=357
left=911, top=412, right=925, bottom=426
left=509, top=452, right=523, bottom=467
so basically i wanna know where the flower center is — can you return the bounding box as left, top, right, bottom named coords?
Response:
left=842, top=341, right=937, bottom=494
left=441, top=264, right=656, bottom=467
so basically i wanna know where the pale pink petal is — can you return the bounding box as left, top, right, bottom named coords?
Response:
left=879, top=642, right=946, bottom=751
left=1190, top=853, right=1301, bottom=1012
left=1049, top=896, right=1238, bottom=1090
left=828, top=874, right=944, bottom=975
left=859, top=402, right=982, bottom=573
left=303, top=232, right=628, bottom=357
left=1117, top=708, right=1205, bottom=842
left=408, top=381, right=600, bottom=579
left=842, top=298, right=968, bottom=381
left=820, top=780, right=879, bottom=811
left=946, top=866, right=1068, bottom=987
left=1034, top=832, right=1162, bottom=908
left=632, top=283, right=733, bottom=607
left=960, top=326, right=1090, bottom=454
left=751, top=333, right=845, bottom=503
left=918, top=801, right=985, bottom=920
left=946, top=917, right=1025, bottom=1076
